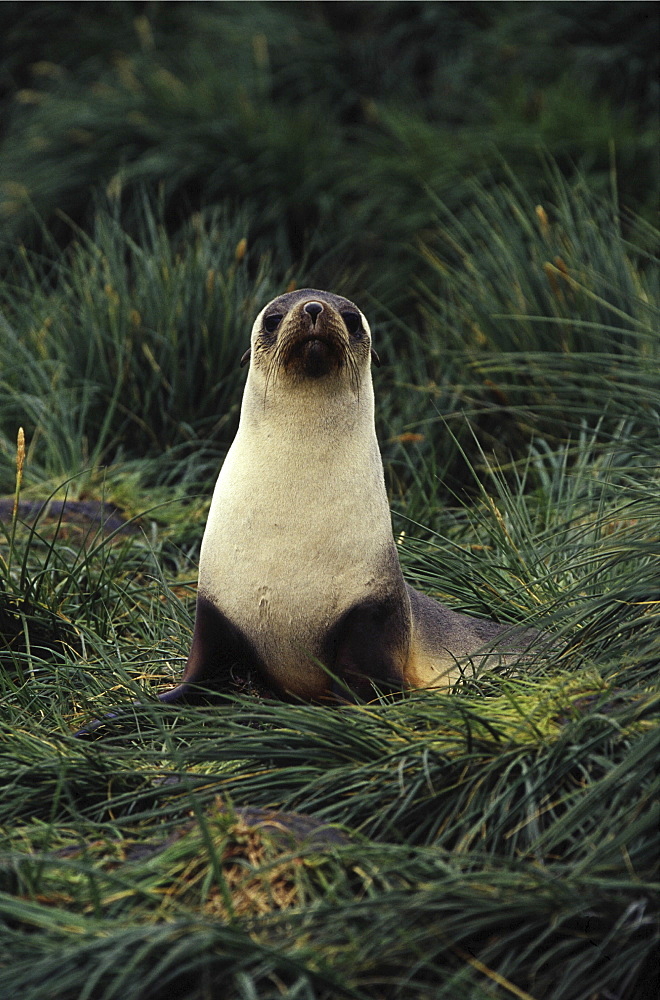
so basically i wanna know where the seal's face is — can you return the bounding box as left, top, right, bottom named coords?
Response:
left=244, top=289, right=378, bottom=392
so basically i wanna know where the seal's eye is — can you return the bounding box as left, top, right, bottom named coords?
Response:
left=263, top=313, right=283, bottom=334
left=341, top=311, right=362, bottom=336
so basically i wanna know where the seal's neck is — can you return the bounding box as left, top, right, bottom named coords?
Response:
left=239, top=370, right=378, bottom=455
left=213, top=369, right=387, bottom=522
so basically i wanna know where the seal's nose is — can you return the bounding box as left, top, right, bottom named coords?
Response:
left=304, top=301, right=323, bottom=325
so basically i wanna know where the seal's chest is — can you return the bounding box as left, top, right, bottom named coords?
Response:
left=201, top=525, right=358, bottom=627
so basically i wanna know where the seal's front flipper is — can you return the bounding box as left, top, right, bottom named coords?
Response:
left=325, top=595, right=408, bottom=702
left=157, top=594, right=266, bottom=704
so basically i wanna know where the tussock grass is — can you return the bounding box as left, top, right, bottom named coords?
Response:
left=0, top=197, right=291, bottom=495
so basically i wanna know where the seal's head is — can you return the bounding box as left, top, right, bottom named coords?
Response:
left=241, top=289, right=379, bottom=394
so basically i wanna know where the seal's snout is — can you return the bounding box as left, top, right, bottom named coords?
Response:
left=303, top=301, right=324, bottom=325
left=275, top=298, right=348, bottom=379
left=253, top=289, right=368, bottom=387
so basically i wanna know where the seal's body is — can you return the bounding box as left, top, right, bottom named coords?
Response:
left=161, top=289, right=537, bottom=704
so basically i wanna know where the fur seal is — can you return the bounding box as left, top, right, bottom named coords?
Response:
left=159, top=289, right=540, bottom=705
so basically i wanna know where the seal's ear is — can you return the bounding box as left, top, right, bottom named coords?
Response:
left=240, top=348, right=251, bottom=368
left=371, top=349, right=381, bottom=367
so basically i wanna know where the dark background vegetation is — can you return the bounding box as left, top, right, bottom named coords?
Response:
left=1, top=1, right=658, bottom=273
left=0, top=3, right=658, bottom=999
